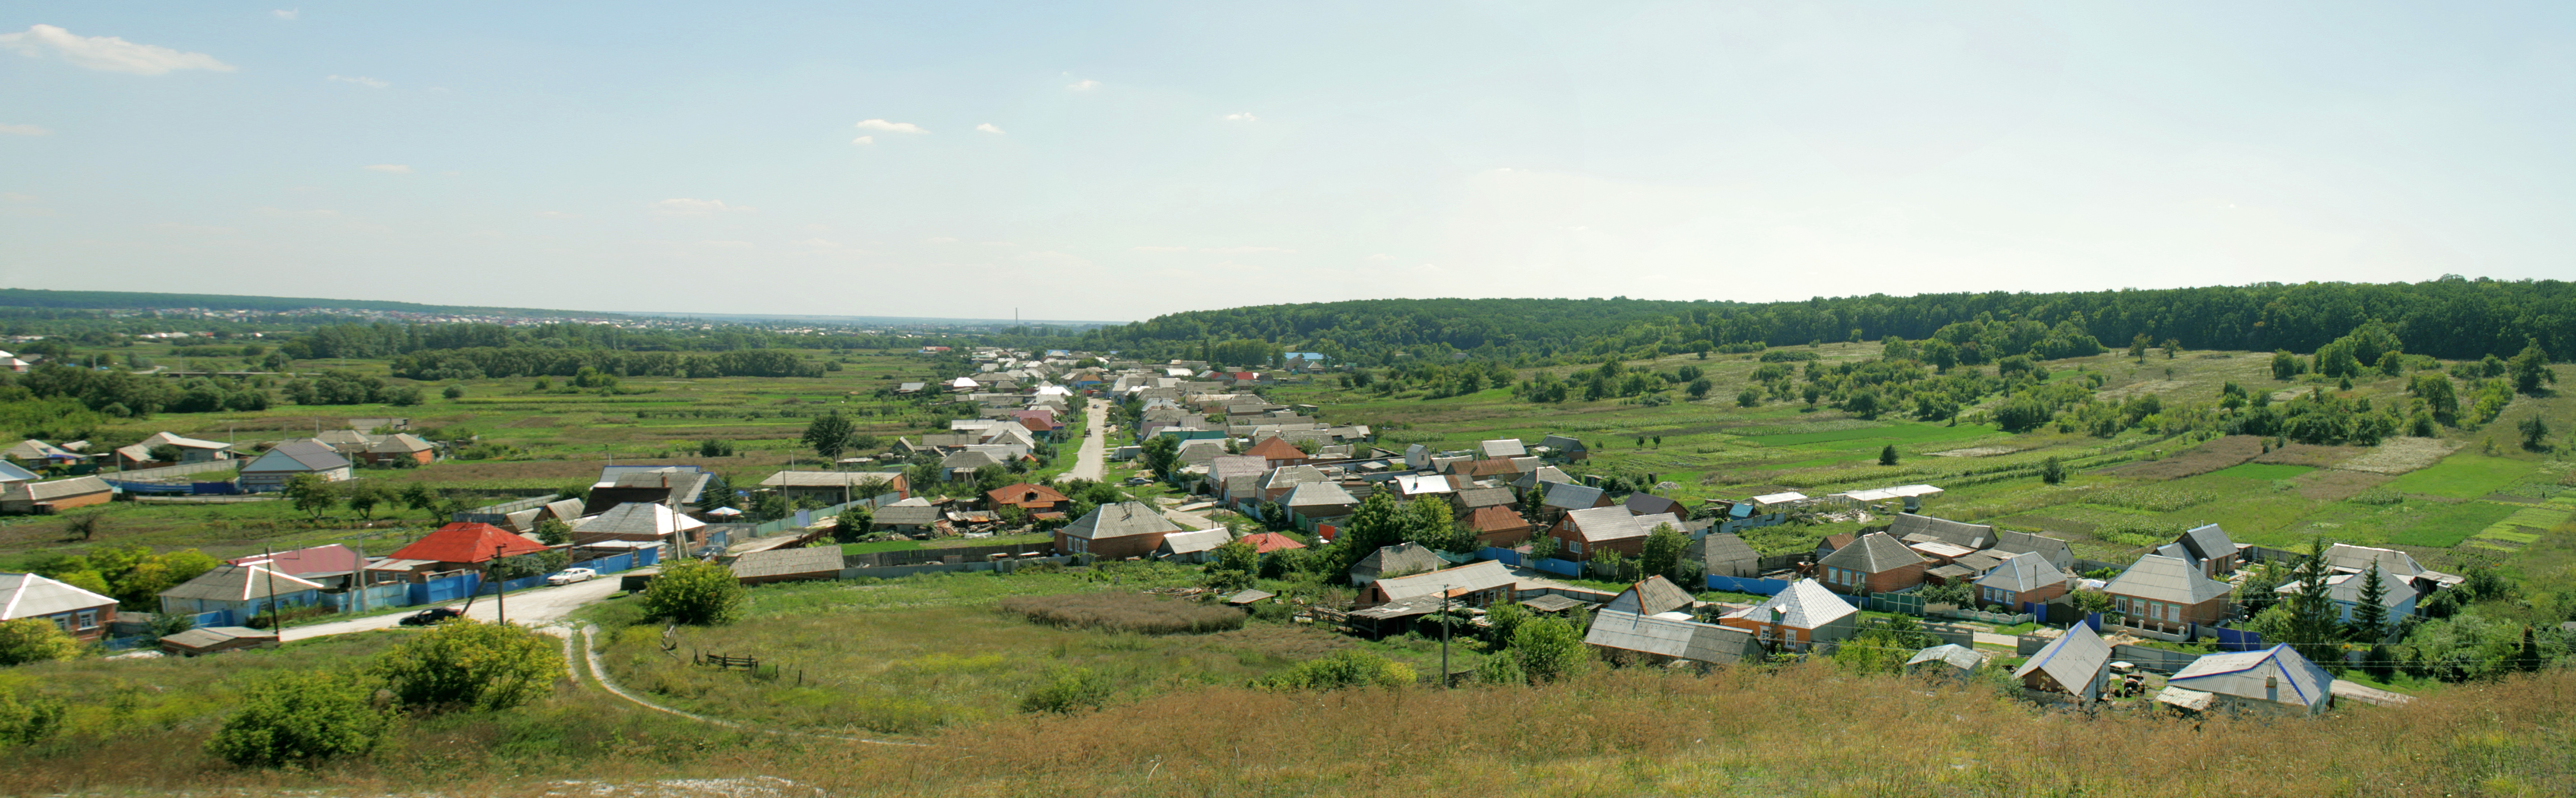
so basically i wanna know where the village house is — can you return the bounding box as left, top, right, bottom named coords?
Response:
left=1547, top=506, right=1682, bottom=562
left=1716, top=579, right=1857, bottom=651
left=114, top=431, right=234, bottom=468
left=1815, top=532, right=1930, bottom=594
left=2160, top=644, right=2335, bottom=716
left=1586, top=598, right=1764, bottom=668
left=2168, top=523, right=2244, bottom=577
left=1466, top=505, right=1536, bottom=547
left=1687, top=532, right=1762, bottom=579
left=1975, top=551, right=2071, bottom=610
left=1056, top=502, right=1187, bottom=560
left=2323, top=543, right=2464, bottom=593
left=2275, top=564, right=2417, bottom=627
left=1534, top=483, right=1615, bottom=525
left=2014, top=622, right=2112, bottom=703
left=1155, top=528, right=1232, bottom=563
left=1357, top=559, right=1517, bottom=609
left=157, top=562, right=329, bottom=621
left=572, top=502, right=708, bottom=558
left=1349, top=542, right=1448, bottom=587
left=585, top=466, right=714, bottom=515
left=384, top=522, right=552, bottom=573
left=1243, top=436, right=1310, bottom=468
left=872, top=497, right=942, bottom=535
left=2104, top=553, right=2235, bottom=631
left=727, top=547, right=846, bottom=586
left=985, top=482, right=1071, bottom=517
left=0, top=475, right=112, bottom=515
left=1281, top=481, right=1357, bottom=531
left=237, top=440, right=352, bottom=493
left=361, top=433, right=438, bottom=466
left=0, top=572, right=118, bottom=642
left=1622, top=493, right=1686, bottom=518
left=1539, top=434, right=1588, bottom=462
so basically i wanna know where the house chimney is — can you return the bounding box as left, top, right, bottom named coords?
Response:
left=2266, top=674, right=2278, bottom=703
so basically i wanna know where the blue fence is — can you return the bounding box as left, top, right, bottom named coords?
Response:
left=1705, top=575, right=1791, bottom=595
left=189, top=609, right=231, bottom=628
left=2210, top=625, right=2265, bottom=652
left=1529, top=557, right=1582, bottom=577
left=1479, top=546, right=1523, bottom=566
left=408, top=573, right=482, bottom=605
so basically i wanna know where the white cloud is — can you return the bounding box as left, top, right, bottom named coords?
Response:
left=327, top=74, right=388, bottom=89
left=853, top=119, right=928, bottom=134
left=923, top=237, right=958, bottom=244
left=1222, top=112, right=1258, bottom=122
left=363, top=164, right=411, bottom=173
left=0, top=24, right=234, bottom=75
left=1067, top=78, right=1100, bottom=91
left=0, top=123, right=49, bottom=136
left=697, top=240, right=755, bottom=249
left=1366, top=253, right=1395, bottom=261
left=650, top=198, right=753, bottom=216
left=1, top=193, right=35, bottom=202
left=1202, top=245, right=1293, bottom=254
left=1131, top=245, right=1189, bottom=252
left=976, top=123, right=1005, bottom=135
left=533, top=210, right=580, bottom=219
left=154, top=222, right=234, bottom=235
left=851, top=135, right=874, bottom=146
left=272, top=9, right=298, bottom=20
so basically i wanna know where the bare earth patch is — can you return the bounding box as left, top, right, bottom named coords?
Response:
left=2094, top=380, right=2188, bottom=402
left=2254, top=443, right=2364, bottom=468
left=1929, top=446, right=2019, bottom=458
left=2294, top=469, right=2395, bottom=501
left=2098, top=435, right=2262, bottom=480
left=2336, top=437, right=2461, bottom=475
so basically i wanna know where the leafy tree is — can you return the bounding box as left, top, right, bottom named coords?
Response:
left=2520, top=415, right=2553, bottom=451
left=400, top=482, right=443, bottom=519
left=697, top=438, right=736, bottom=458
left=487, top=549, right=569, bottom=581
left=0, top=618, right=80, bottom=666
left=831, top=505, right=874, bottom=544
left=342, top=480, right=388, bottom=520
left=1686, top=378, right=1713, bottom=400
left=2271, top=350, right=2304, bottom=380
left=2509, top=341, right=2555, bottom=395
left=2348, top=566, right=2390, bottom=643
left=2070, top=589, right=2113, bottom=614
left=1511, top=616, right=1587, bottom=683
left=1917, top=579, right=1974, bottom=607
left=2040, top=456, right=2066, bottom=485
left=800, top=410, right=856, bottom=466
left=369, top=619, right=562, bottom=712
left=1526, top=532, right=1558, bottom=564
left=280, top=474, right=341, bottom=520
left=1483, top=601, right=1529, bottom=646
left=2286, top=538, right=2341, bottom=660
left=204, top=670, right=392, bottom=768
left=1020, top=667, right=1112, bottom=713
left=533, top=516, right=573, bottom=546
left=642, top=559, right=746, bottom=625
left=1639, top=523, right=1687, bottom=581
left=698, top=472, right=735, bottom=511
left=1139, top=434, right=1180, bottom=481
left=441, top=384, right=465, bottom=400
left=63, top=512, right=102, bottom=542
left=1878, top=445, right=1898, bottom=466
left=1206, top=539, right=1258, bottom=591
left=1736, top=387, right=1761, bottom=407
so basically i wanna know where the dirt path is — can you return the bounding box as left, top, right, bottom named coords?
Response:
left=1057, top=397, right=1108, bottom=483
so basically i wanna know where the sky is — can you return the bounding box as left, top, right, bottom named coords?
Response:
left=5, top=2, right=2575, bottom=323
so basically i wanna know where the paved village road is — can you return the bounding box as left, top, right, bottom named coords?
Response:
left=281, top=576, right=626, bottom=641
left=1058, top=397, right=1109, bottom=483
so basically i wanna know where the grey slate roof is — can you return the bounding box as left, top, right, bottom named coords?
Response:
left=240, top=440, right=351, bottom=474
left=1512, top=466, right=1576, bottom=490
left=2014, top=622, right=2110, bottom=695
left=1887, top=513, right=1994, bottom=548
left=2323, top=543, right=2428, bottom=577
left=1905, top=643, right=1987, bottom=673
left=2175, top=523, right=2239, bottom=563
left=1063, top=502, right=1184, bottom=539
left=1689, top=533, right=1761, bottom=578
left=12, top=475, right=109, bottom=501
left=1477, top=439, right=1527, bottom=459
left=1351, top=542, right=1448, bottom=579
left=1584, top=610, right=1764, bottom=665
left=873, top=497, right=941, bottom=527
left=1975, top=551, right=2068, bottom=593
left=2105, top=553, right=2233, bottom=605
left=729, top=546, right=845, bottom=579
left=1542, top=483, right=1608, bottom=510
left=1817, top=532, right=1928, bottom=574
left=1990, top=530, right=2076, bottom=571
left=0, top=572, right=117, bottom=619
left=1603, top=575, right=1696, bottom=616
left=1623, top=493, right=1686, bottom=517
left=1371, top=560, right=1516, bottom=602
left=942, top=451, right=1004, bottom=471
left=158, top=564, right=327, bottom=602
left=1721, top=579, right=1856, bottom=630
left=1452, top=486, right=1515, bottom=510
left=1158, top=529, right=1230, bottom=555
left=1283, top=481, right=1356, bottom=508
left=1561, top=507, right=1681, bottom=543
left=572, top=502, right=703, bottom=536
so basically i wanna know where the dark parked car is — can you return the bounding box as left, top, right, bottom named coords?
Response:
left=399, top=607, right=464, bottom=626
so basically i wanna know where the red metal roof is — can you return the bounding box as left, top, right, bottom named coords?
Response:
left=1244, top=437, right=1306, bottom=460
left=1468, top=505, right=1532, bottom=533
left=1240, top=532, right=1308, bottom=554
left=386, top=522, right=549, bottom=564
left=986, top=482, right=1070, bottom=508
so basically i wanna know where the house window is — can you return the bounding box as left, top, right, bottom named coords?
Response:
left=76, top=610, right=97, bottom=630
left=50, top=615, right=71, bottom=632
left=1567, top=539, right=1582, bottom=554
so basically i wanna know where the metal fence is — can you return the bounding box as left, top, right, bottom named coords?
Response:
left=105, top=460, right=241, bottom=482
left=843, top=542, right=1051, bottom=569
left=1705, top=575, right=1790, bottom=595
left=1934, top=607, right=2035, bottom=625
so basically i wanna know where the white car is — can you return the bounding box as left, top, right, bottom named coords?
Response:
left=546, top=568, right=597, bottom=586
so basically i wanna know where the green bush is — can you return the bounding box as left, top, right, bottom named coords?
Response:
left=1019, top=667, right=1112, bottom=714
left=369, top=620, right=561, bottom=712
left=1255, top=650, right=1416, bottom=690
left=0, top=618, right=80, bottom=666
left=642, top=559, right=747, bottom=625
left=205, top=670, right=392, bottom=768
left=0, top=684, right=66, bottom=746
left=2349, top=486, right=2404, bottom=505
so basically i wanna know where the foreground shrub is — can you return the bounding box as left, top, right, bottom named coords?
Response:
left=643, top=559, right=746, bottom=625
left=205, top=670, right=391, bottom=768
left=1256, top=650, right=1415, bottom=690
left=370, top=620, right=561, bottom=712
left=0, top=619, right=79, bottom=667
left=1000, top=592, right=1245, bottom=635
left=1019, top=667, right=1111, bottom=714
left=0, top=684, right=66, bottom=746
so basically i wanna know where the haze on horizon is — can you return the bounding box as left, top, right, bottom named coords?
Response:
left=5, top=2, right=2574, bottom=323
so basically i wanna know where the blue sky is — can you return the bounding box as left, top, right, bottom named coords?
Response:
left=4, top=3, right=2574, bottom=321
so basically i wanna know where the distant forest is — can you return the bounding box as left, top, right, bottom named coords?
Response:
left=1076, top=278, right=2573, bottom=366
left=0, top=288, right=589, bottom=317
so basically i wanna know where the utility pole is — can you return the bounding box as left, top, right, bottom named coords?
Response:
left=493, top=543, right=508, bottom=626
left=1440, top=584, right=1452, bottom=689
left=261, top=545, right=276, bottom=630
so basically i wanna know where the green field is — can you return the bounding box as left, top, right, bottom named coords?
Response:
left=2210, top=462, right=2316, bottom=481
left=2389, top=451, right=2545, bottom=498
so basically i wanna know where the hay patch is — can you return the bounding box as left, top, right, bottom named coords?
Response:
left=1928, top=446, right=2019, bottom=458
left=2295, top=470, right=2395, bottom=501
left=2094, top=380, right=2188, bottom=402
left=2098, top=435, right=2261, bottom=481
left=2336, top=437, right=2460, bottom=475
left=2254, top=443, right=2364, bottom=468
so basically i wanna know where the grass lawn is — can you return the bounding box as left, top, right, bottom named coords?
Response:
left=2388, top=451, right=2544, bottom=498
left=839, top=532, right=1053, bottom=555
left=2210, top=462, right=2316, bottom=481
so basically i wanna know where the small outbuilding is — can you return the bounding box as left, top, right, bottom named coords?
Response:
left=1904, top=644, right=1988, bottom=680
left=160, top=626, right=280, bottom=656
left=2162, top=643, right=2334, bottom=716
left=2013, top=623, right=2111, bottom=704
